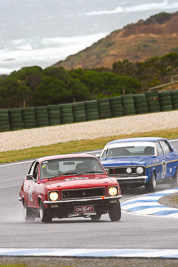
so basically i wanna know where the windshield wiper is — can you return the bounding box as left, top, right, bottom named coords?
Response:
left=78, top=171, right=104, bottom=175
left=47, top=176, right=59, bottom=180
left=61, top=172, right=78, bottom=176
left=46, top=172, right=78, bottom=178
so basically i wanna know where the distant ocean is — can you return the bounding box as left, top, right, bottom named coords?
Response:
left=0, top=0, right=178, bottom=74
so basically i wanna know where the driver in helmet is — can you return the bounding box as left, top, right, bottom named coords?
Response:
left=46, top=161, right=60, bottom=177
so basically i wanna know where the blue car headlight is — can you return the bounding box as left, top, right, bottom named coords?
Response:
left=136, top=167, right=144, bottom=175
left=126, top=167, right=132, bottom=174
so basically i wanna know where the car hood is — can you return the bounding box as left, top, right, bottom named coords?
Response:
left=100, top=156, right=152, bottom=167
left=44, top=176, right=116, bottom=190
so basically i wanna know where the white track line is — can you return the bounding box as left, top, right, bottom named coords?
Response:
left=121, top=188, right=178, bottom=218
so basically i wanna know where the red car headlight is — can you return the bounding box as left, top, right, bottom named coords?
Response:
left=49, top=191, right=59, bottom=201
left=108, top=186, right=118, bottom=196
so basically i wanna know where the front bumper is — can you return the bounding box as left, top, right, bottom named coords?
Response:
left=112, top=176, right=148, bottom=185
left=44, top=195, right=122, bottom=218
left=44, top=195, right=122, bottom=205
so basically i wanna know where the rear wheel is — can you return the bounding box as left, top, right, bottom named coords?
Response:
left=174, top=167, right=178, bottom=185
left=40, top=201, right=52, bottom=223
left=145, top=172, right=157, bottom=192
left=108, top=202, right=121, bottom=222
left=90, top=214, right=101, bottom=222
left=23, top=201, right=35, bottom=222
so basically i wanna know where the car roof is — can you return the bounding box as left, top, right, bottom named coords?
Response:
left=37, top=153, right=95, bottom=163
left=107, top=137, right=166, bottom=145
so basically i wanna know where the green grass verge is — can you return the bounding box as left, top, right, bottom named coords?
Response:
left=170, top=195, right=178, bottom=205
left=0, top=265, right=70, bottom=267
left=0, top=128, right=178, bottom=164
left=0, top=263, right=69, bottom=267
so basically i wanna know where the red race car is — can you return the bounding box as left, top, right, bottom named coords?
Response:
left=19, top=154, right=122, bottom=223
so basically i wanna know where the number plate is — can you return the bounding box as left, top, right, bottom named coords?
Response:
left=74, top=205, right=94, bottom=213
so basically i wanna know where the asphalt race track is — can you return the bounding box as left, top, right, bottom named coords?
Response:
left=0, top=141, right=178, bottom=255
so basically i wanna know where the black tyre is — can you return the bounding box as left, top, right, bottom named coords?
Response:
left=111, top=112, right=124, bottom=117
left=108, top=202, right=121, bottom=222
left=91, top=214, right=101, bottom=221
left=172, top=98, right=178, bottom=104
left=160, top=105, right=173, bottom=111
left=173, top=104, right=178, bottom=110
left=159, top=99, right=172, bottom=105
left=37, top=121, right=49, bottom=127
left=174, top=168, right=178, bottom=186
left=110, top=103, right=123, bottom=109
left=86, top=115, right=99, bottom=121
left=145, top=172, right=157, bottom=192
left=110, top=97, right=122, bottom=104
left=40, top=201, right=52, bottom=223
left=48, top=113, right=61, bottom=119
left=135, top=102, right=148, bottom=108
left=121, top=94, right=134, bottom=100
left=49, top=119, right=61, bottom=125
left=23, top=201, right=35, bottom=222
left=47, top=105, right=60, bottom=111
left=24, top=122, right=36, bottom=128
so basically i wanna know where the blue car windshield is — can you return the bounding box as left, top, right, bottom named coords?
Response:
left=101, top=145, right=155, bottom=158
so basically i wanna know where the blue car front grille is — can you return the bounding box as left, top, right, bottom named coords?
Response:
left=108, top=167, right=144, bottom=176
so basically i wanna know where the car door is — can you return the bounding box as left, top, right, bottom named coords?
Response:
left=159, top=140, right=175, bottom=179
left=155, top=141, right=165, bottom=181
left=25, top=161, right=39, bottom=207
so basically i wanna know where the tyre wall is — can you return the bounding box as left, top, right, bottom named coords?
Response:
left=0, top=89, right=178, bottom=132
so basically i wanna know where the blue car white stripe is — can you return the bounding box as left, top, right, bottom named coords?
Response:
left=0, top=248, right=178, bottom=258
left=121, top=188, right=178, bottom=218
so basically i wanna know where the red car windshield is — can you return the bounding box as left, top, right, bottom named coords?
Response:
left=40, top=157, right=105, bottom=179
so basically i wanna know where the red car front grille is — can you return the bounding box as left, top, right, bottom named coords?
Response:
left=61, top=187, right=106, bottom=200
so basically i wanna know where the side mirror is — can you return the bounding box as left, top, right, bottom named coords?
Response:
left=26, top=174, right=33, bottom=180
left=96, top=154, right=100, bottom=159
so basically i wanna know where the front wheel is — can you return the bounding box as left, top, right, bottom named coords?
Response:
left=23, top=201, right=35, bottom=222
left=174, top=167, right=178, bottom=186
left=108, top=202, right=121, bottom=222
left=145, top=172, right=157, bottom=192
left=40, top=201, right=52, bottom=223
left=91, top=214, right=101, bottom=222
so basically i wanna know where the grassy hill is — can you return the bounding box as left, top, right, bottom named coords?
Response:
left=54, top=12, right=178, bottom=70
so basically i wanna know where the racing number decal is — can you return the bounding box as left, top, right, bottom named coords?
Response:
left=161, top=160, right=167, bottom=178
left=28, top=185, right=33, bottom=201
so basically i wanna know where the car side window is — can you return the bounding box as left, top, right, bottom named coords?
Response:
left=156, top=142, right=164, bottom=156
left=159, top=141, right=172, bottom=155
left=33, top=163, right=39, bottom=180
left=28, top=161, right=36, bottom=175
left=28, top=161, right=39, bottom=180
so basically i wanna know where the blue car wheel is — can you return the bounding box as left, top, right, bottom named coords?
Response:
left=145, top=172, right=157, bottom=193
left=174, top=168, right=178, bottom=186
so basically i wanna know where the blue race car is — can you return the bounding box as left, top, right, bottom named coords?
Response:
left=99, top=137, right=178, bottom=192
